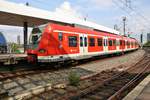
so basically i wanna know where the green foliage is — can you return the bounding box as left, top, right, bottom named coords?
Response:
left=15, top=49, right=21, bottom=53
left=143, top=41, right=150, bottom=46
left=10, top=43, right=20, bottom=53
left=68, top=71, right=80, bottom=86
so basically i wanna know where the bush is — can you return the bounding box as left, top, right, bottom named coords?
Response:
left=144, top=41, right=150, bottom=46
left=68, top=71, right=80, bottom=86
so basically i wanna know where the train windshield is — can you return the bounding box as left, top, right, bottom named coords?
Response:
left=30, top=24, right=47, bottom=44
left=31, top=28, right=42, bottom=44
left=29, top=24, right=47, bottom=49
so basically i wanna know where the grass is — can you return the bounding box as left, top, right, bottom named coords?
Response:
left=68, top=71, right=80, bottom=86
left=143, top=41, right=150, bottom=46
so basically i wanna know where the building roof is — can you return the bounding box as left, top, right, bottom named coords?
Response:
left=0, top=0, right=120, bottom=34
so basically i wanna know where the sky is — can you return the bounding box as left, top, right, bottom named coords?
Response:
left=0, top=0, right=150, bottom=43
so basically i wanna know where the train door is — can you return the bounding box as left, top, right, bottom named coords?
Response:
left=116, top=38, right=120, bottom=51
left=125, top=40, right=127, bottom=50
left=79, top=34, right=88, bottom=55
left=103, top=36, right=108, bottom=53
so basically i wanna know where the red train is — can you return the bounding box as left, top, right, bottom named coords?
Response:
left=27, top=23, right=139, bottom=63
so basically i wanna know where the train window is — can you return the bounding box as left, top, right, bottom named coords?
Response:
left=97, top=38, right=102, bottom=46
left=84, top=37, right=87, bottom=47
left=80, top=37, right=83, bottom=47
left=113, top=40, right=116, bottom=46
left=103, top=39, right=105, bottom=46
left=109, top=40, right=113, bottom=46
left=106, top=39, right=108, bottom=46
left=120, top=40, right=122, bottom=46
left=58, top=32, right=63, bottom=41
left=104, top=39, right=108, bottom=46
left=32, top=35, right=38, bottom=44
left=89, top=38, right=95, bottom=46
left=68, top=36, right=77, bottom=47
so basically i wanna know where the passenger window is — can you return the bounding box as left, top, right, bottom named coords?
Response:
left=80, top=37, right=83, bottom=47
left=68, top=36, right=77, bottom=47
left=84, top=37, right=87, bottom=47
left=120, top=40, right=122, bottom=46
left=123, top=41, right=125, bottom=46
left=58, top=32, right=63, bottom=41
left=113, top=40, right=116, bottom=46
left=97, top=38, right=102, bottom=46
left=89, top=38, right=95, bottom=46
left=109, top=40, right=113, bottom=46
left=104, top=39, right=108, bottom=46
left=104, top=39, right=106, bottom=46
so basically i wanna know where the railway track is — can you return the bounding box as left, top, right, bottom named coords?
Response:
left=79, top=62, right=150, bottom=100
left=0, top=63, right=93, bottom=99
left=58, top=48, right=150, bottom=100
left=0, top=50, right=134, bottom=82
left=0, top=52, right=126, bottom=99
left=0, top=49, right=148, bottom=99
left=26, top=49, right=149, bottom=100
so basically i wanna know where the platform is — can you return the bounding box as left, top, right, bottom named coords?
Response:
left=0, top=54, right=27, bottom=64
left=123, top=74, right=150, bottom=100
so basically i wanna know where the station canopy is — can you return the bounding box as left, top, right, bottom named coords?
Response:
left=0, top=0, right=120, bottom=34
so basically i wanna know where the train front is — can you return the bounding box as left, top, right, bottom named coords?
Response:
left=27, top=24, right=51, bottom=63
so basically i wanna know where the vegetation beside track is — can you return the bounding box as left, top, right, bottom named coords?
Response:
left=143, top=41, right=150, bottom=47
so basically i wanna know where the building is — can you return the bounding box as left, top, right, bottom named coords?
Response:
left=147, top=33, right=150, bottom=42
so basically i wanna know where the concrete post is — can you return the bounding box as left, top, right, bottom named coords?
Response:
left=23, top=22, right=28, bottom=52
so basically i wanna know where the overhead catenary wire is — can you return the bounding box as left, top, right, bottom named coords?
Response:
left=23, top=0, right=150, bottom=33
left=112, top=0, right=150, bottom=33
left=115, top=0, right=150, bottom=30
left=120, top=0, right=150, bottom=23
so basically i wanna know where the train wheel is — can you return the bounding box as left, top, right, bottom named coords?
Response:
left=71, top=60, right=78, bottom=66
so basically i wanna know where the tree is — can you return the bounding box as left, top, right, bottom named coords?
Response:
left=10, top=43, right=20, bottom=53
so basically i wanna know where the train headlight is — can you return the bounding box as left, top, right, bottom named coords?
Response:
left=39, top=49, right=46, bottom=53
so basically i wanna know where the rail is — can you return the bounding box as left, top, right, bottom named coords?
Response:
left=59, top=53, right=150, bottom=100
left=108, top=62, right=150, bottom=100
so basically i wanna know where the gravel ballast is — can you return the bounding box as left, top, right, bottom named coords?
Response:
left=77, top=50, right=145, bottom=72
left=0, top=50, right=145, bottom=99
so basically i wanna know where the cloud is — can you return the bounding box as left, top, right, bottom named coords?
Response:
left=54, top=1, right=83, bottom=19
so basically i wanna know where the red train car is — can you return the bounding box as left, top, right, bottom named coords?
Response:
left=27, top=23, right=139, bottom=63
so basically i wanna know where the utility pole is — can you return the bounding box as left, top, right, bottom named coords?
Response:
left=140, top=33, right=143, bottom=44
left=140, top=33, right=143, bottom=48
left=123, top=17, right=126, bottom=36
left=17, top=35, right=21, bottom=45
